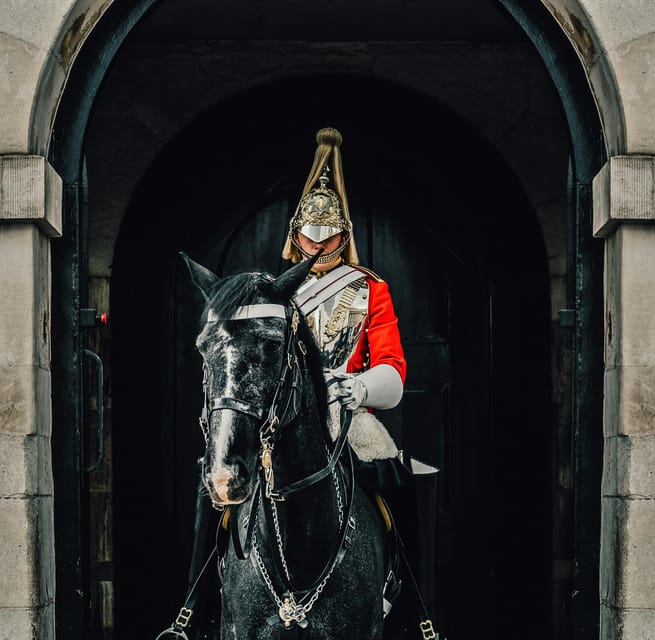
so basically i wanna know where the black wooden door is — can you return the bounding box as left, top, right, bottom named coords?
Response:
left=111, top=76, right=552, bottom=640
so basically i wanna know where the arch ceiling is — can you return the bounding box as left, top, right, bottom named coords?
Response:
left=30, top=0, right=647, bottom=164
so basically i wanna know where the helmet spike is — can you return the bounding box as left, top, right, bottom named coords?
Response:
left=318, top=165, right=330, bottom=190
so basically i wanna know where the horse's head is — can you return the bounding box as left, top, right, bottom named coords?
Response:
left=181, top=252, right=319, bottom=506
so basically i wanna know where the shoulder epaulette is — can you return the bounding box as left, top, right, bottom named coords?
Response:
left=353, top=265, right=384, bottom=282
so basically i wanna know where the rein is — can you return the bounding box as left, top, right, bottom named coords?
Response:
left=200, top=300, right=359, bottom=631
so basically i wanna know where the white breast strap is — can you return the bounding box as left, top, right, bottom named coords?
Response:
left=207, top=304, right=287, bottom=322
left=294, top=265, right=365, bottom=315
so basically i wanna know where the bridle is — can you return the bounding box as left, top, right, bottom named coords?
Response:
left=198, top=299, right=357, bottom=629
left=199, top=302, right=354, bottom=503
left=198, top=303, right=301, bottom=443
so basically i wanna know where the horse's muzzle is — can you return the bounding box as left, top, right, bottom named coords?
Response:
left=205, top=465, right=251, bottom=505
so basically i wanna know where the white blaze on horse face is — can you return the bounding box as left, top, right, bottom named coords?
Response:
left=209, top=411, right=238, bottom=503
left=207, top=331, right=246, bottom=504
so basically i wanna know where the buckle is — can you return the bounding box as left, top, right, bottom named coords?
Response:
left=419, top=619, right=437, bottom=640
left=174, top=607, right=193, bottom=628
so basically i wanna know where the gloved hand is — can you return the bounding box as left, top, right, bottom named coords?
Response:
left=330, top=372, right=368, bottom=410
left=327, top=364, right=403, bottom=411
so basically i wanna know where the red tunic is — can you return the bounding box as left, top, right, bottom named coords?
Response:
left=346, top=278, right=406, bottom=383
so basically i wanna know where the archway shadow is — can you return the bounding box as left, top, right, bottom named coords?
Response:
left=111, top=74, right=552, bottom=640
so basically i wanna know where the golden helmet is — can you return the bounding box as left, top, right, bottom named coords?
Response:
left=282, top=127, right=359, bottom=265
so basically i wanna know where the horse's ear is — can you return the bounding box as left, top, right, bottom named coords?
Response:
left=179, top=252, right=221, bottom=303
left=266, top=253, right=320, bottom=301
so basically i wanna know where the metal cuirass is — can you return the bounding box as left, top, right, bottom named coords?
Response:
left=296, top=274, right=369, bottom=370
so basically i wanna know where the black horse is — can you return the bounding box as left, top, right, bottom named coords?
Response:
left=181, top=253, right=387, bottom=640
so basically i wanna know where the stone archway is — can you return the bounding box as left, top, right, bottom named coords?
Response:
left=45, top=1, right=608, bottom=639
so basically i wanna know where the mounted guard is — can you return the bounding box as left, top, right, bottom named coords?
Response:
left=282, top=126, right=440, bottom=639
left=155, top=127, right=440, bottom=640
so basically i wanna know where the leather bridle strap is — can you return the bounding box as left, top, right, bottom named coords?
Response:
left=208, top=304, right=286, bottom=322
left=227, top=304, right=302, bottom=561
left=259, top=309, right=303, bottom=439
left=230, top=482, right=261, bottom=561
left=203, top=302, right=300, bottom=441
left=231, top=402, right=353, bottom=559
left=268, top=405, right=353, bottom=500
left=267, top=443, right=357, bottom=598
left=210, top=397, right=264, bottom=420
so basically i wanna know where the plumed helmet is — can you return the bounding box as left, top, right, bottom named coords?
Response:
left=282, top=127, right=359, bottom=265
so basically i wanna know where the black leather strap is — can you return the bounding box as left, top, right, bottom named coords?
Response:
left=381, top=494, right=441, bottom=639
left=230, top=482, right=261, bottom=561
left=210, top=397, right=264, bottom=420
left=154, top=460, right=219, bottom=640
left=270, top=407, right=353, bottom=500
left=258, top=444, right=357, bottom=600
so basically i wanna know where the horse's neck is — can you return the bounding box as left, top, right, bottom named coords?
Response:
left=273, top=411, right=331, bottom=491
left=258, top=466, right=343, bottom=586
left=258, top=389, right=343, bottom=580
left=276, top=370, right=328, bottom=482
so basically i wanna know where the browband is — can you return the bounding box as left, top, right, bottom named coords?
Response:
left=207, top=304, right=287, bottom=322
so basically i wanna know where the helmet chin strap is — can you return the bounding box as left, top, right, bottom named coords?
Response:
left=292, top=235, right=349, bottom=265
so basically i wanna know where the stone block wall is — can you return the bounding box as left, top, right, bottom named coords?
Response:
left=0, top=156, right=61, bottom=640
left=594, top=156, right=655, bottom=639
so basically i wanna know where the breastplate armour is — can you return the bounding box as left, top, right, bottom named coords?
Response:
left=297, top=275, right=369, bottom=370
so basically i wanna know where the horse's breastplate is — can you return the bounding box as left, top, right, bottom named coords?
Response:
left=298, top=275, right=369, bottom=370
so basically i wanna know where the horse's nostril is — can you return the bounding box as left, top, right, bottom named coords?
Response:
left=230, top=457, right=249, bottom=484
left=230, top=473, right=247, bottom=492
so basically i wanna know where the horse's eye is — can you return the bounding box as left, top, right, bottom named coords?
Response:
left=261, top=338, right=282, bottom=357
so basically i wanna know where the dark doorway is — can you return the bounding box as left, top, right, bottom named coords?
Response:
left=110, top=75, right=552, bottom=639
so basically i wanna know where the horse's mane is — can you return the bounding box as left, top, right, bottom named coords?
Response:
left=295, top=309, right=329, bottom=427
left=206, top=269, right=329, bottom=430
left=206, top=271, right=273, bottom=322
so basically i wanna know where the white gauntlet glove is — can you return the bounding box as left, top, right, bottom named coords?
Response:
left=331, top=373, right=368, bottom=410
left=329, top=364, right=403, bottom=411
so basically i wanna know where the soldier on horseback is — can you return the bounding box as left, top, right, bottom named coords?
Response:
left=282, top=126, right=409, bottom=493
left=158, top=126, right=439, bottom=640
left=282, top=126, right=438, bottom=639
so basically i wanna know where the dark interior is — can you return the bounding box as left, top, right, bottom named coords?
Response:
left=110, top=74, right=552, bottom=639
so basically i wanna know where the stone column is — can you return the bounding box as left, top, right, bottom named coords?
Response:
left=0, top=156, right=61, bottom=640
left=593, top=156, right=655, bottom=638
